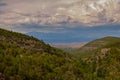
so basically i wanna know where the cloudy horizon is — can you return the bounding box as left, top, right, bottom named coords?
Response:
left=0, top=0, right=120, bottom=43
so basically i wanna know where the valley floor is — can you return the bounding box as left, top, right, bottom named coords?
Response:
left=51, top=42, right=86, bottom=48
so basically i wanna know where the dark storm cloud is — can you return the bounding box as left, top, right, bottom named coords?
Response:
left=0, top=2, right=7, bottom=7
left=0, top=2, right=7, bottom=14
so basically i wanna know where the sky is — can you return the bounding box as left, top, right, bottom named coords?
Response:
left=27, top=24, right=120, bottom=43
left=0, top=0, right=120, bottom=43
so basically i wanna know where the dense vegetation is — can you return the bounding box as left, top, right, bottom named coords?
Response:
left=74, top=36, right=120, bottom=57
left=0, top=28, right=120, bottom=80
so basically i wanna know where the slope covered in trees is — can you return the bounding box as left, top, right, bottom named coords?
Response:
left=0, top=28, right=120, bottom=80
left=0, top=28, right=86, bottom=80
left=73, top=36, right=120, bottom=79
left=81, top=37, right=120, bottom=79
left=74, top=36, right=120, bottom=57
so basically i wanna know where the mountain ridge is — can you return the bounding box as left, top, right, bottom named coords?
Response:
left=73, top=36, right=120, bottom=57
left=0, top=28, right=120, bottom=79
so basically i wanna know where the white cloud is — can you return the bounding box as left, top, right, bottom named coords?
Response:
left=0, top=0, right=120, bottom=33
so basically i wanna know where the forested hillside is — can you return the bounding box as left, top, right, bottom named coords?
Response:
left=0, top=28, right=120, bottom=80
left=74, top=36, right=120, bottom=57
left=0, top=28, right=86, bottom=80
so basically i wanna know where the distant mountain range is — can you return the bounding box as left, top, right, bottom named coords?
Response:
left=26, top=24, right=120, bottom=43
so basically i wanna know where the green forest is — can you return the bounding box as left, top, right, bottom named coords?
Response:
left=0, top=28, right=120, bottom=80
